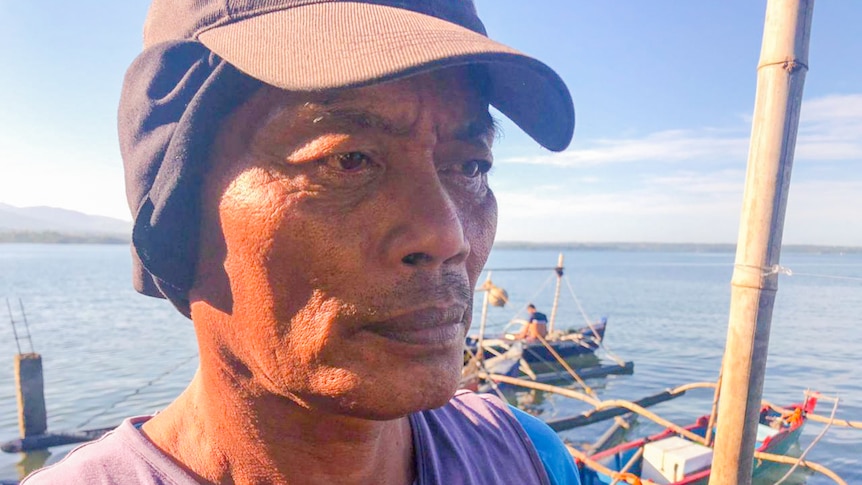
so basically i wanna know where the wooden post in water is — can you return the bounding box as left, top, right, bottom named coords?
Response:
left=14, top=354, right=47, bottom=438
left=8, top=298, right=47, bottom=438
left=709, top=1, right=814, bottom=484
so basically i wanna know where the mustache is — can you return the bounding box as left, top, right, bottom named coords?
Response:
left=358, top=270, right=474, bottom=318
left=404, top=270, right=473, bottom=303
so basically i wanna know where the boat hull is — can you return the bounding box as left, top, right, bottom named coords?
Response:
left=466, top=320, right=607, bottom=367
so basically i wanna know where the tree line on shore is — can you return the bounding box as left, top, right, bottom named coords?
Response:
left=0, top=231, right=129, bottom=244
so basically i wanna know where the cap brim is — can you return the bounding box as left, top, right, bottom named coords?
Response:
left=197, top=2, right=574, bottom=151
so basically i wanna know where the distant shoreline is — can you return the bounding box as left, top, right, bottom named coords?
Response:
left=1, top=232, right=859, bottom=254
left=0, top=231, right=129, bottom=244
left=493, top=241, right=862, bottom=254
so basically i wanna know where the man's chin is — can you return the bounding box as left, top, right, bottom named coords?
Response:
left=279, top=349, right=464, bottom=420
left=322, top=372, right=461, bottom=421
left=360, top=389, right=459, bottom=421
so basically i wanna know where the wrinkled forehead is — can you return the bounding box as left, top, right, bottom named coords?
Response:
left=213, top=65, right=495, bottom=156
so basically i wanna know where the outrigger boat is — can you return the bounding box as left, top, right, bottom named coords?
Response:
left=466, top=317, right=606, bottom=365
left=574, top=395, right=818, bottom=485
left=465, top=254, right=632, bottom=384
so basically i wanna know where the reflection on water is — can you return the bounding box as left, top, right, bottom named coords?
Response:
left=14, top=450, right=49, bottom=480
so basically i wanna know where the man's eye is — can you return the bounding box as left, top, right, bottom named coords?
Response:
left=325, top=152, right=373, bottom=172
left=460, top=160, right=491, bottom=178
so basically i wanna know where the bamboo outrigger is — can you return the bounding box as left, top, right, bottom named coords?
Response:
left=477, top=369, right=854, bottom=484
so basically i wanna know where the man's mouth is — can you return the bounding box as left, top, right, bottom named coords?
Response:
left=364, top=306, right=467, bottom=347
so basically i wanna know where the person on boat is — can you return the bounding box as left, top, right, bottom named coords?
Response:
left=22, top=1, right=578, bottom=484
left=513, top=303, right=550, bottom=341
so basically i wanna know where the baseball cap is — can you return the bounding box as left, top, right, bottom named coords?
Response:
left=122, top=0, right=576, bottom=316
left=142, top=0, right=575, bottom=151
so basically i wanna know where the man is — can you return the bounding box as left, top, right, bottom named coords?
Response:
left=24, top=0, right=577, bottom=483
left=514, top=304, right=550, bottom=341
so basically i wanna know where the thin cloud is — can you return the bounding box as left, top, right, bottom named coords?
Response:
left=505, top=129, right=748, bottom=167
left=495, top=169, right=745, bottom=218
left=503, top=94, right=862, bottom=167
left=648, top=170, right=746, bottom=195
left=796, top=94, right=862, bottom=160
left=495, top=184, right=744, bottom=243
left=493, top=166, right=861, bottom=245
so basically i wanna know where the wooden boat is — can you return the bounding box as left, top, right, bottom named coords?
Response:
left=468, top=254, right=621, bottom=376
left=576, top=395, right=818, bottom=485
left=466, top=317, right=606, bottom=366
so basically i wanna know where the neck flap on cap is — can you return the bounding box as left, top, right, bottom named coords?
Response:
left=119, top=41, right=262, bottom=317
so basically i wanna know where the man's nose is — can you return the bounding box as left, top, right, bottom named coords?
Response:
left=384, top=165, right=470, bottom=270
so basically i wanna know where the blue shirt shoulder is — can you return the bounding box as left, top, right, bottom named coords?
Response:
left=510, top=405, right=581, bottom=485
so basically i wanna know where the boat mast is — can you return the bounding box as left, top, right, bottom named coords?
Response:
left=476, top=272, right=492, bottom=363
left=709, top=1, right=814, bottom=484
left=548, top=253, right=564, bottom=334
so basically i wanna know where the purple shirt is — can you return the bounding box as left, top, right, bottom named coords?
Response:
left=22, top=390, right=551, bottom=484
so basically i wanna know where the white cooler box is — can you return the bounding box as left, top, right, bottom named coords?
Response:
left=641, top=436, right=713, bottom=484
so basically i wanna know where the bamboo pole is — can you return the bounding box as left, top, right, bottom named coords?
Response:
left=484, top=372, right=601, bottom=407
left=762, top=401, right=862, bottom=428
left=548, top=253, right=564, bottom=333
left=536, top=334, right=595, bottom=396
left=753, top=451, right=847, bottom=485
left=705, top=369, right=722, bottom=447
left=709, top=1, right=814, bottom=483
left=609, top=448, right=644, bottom=485
left=482, top=372, right=707, bottom=444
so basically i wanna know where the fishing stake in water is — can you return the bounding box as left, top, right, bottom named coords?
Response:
left=7, top=299, right=47, bottom=439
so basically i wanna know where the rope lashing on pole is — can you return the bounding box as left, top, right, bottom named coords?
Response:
left=735, top=263, right=862, bottom=282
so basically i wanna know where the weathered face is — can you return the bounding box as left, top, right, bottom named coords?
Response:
left=190, top=67, right=497, bottom=419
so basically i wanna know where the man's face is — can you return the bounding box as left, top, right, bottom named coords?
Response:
left=191, top=67, right=497, bottom=419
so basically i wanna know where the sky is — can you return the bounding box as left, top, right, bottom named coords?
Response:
left=1, top=1, right=860, bottom=245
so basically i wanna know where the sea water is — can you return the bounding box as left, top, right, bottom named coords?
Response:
left=0, top=244, right=859, bottom=483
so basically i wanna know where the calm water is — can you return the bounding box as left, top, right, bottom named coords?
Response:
left=0, top=244, right=860, bottom=483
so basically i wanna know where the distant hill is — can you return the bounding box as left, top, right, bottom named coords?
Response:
left=0, top=203, right=131, bottom=243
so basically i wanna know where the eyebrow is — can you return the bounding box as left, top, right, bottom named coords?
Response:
left=304, top=106, right=497, bottom=143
